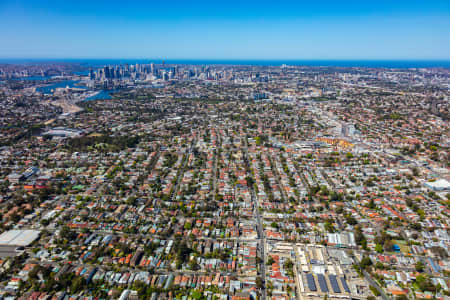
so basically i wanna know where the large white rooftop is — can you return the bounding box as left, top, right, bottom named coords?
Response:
left=0, top=230, right=40, bottom=246
left=425, top=179, right=450, bottom=191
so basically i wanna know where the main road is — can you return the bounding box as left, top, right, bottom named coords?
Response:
left=169, top=135, right=197, bottom=202
left=242, top=136, right=267, bottom=300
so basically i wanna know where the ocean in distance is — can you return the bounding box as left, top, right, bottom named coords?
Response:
left=1, top=59, right=450, bottom=69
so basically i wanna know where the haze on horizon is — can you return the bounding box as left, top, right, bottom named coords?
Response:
left=0, top=0, right=449, bottom=60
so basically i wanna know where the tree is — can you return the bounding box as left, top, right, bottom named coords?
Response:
left=360, top=256, right=373, bottom=269
left=256, top=277, right=263, bottom=289
left=126, top=196, right=137, bottom=205
left=375, top=262, right=385, bottom=270
left=60, top=226, right=76, bottom=241
left=410, top=222, right=421, bottom=230
left=133, top=280, right=147, bottom=298
left=354, top=226, right=368, bottom=250
left=383, top=239, right=394, bottom=252
left=415, top=261, right=425, bottom=272
left=192, top=290, right=203, bottom=300
left=324, top=221, right=335, bottom=233
left=40, top=218, right=50, bottom=226
left=189, top=260, right=200, bottom=270
left=369, top=285, right=380, bottom=296
left=283, top=259, right=294, bottom=271
left=346, top=215, right=358, bottom=225
left=375, top=244, right=383, bottom=253
left=70, top=276, right=85, bottom=294
left=416, top=274, right=435, bottom=292
left=176, top=240, right=191, bottom=264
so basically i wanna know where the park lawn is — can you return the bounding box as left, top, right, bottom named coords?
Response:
left=394, top=240, right=411, bottom=254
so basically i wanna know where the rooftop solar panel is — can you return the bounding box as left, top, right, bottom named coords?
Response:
left=340, top=277, right=350, bottom=293
left=317, top=274, right=329, bottom=292
left=328, top=275, right=341, bottom=293
left=306, top=273, right=317, bottom=292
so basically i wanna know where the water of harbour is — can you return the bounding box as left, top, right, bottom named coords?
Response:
left=84, top=90, right=115, bottom=101
left=36, top=80, right=87, bottom=94
left=13, top=76, right=53, bottom=81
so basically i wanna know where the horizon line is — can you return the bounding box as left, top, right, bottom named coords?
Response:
left=1, top=58, right=450, bottom=61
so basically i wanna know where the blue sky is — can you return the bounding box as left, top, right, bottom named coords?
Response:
left=0, top=0, right=449, bottom=60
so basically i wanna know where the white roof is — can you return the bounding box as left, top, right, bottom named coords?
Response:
left=0, top=230, right=40, bottom=246
left=425, top=179, right=450, bottom=189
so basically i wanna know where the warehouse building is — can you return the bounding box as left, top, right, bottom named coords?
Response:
left=0, top=230, right=40, bottom=246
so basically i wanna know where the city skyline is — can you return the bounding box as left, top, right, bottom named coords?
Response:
left=1, top=0, right=450, bottom=60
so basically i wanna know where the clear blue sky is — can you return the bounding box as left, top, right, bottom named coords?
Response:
left=1, top=0, right=449, bottom=60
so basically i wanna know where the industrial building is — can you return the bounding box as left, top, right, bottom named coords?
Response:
left=0, top=230, right=40, bottom=246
